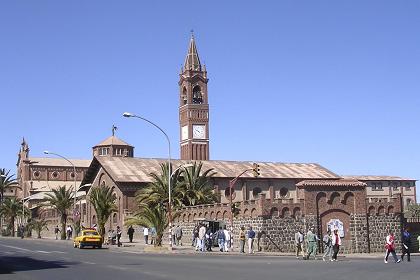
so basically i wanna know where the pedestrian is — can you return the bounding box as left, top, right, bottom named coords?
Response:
left=205, top=228, right=213, bottom=251
left=384, top=231, right=401, bottom=263
left=107, top=229, right=112, bottom=245
left=322, top=229, right=333, bottom=261
left=418, top=234, right=420, bottom=252
left=69, top=225, right=73, bottom=239
left=295, top=229, right=305, bottom=259
left=171, top=226, right=176, bottom=246
left=198, top=223, right=207, bottom=252
left=127, top=225, right=135, bottom=243
left=331, top=228, right=341, bottom=261
left=20, top=224, right=25, bottom=239
left=401, top=227, right=411, bottom=262
left=223, top=226, right=231, bottom=252
left=305, top=227, right=318, bottom=260
left=54, top=225, right=60, bottom=240
left=116, top=226, right=122, bottom=247
left=175, top=225, right=183, bottom=246
left=143, top=226, right=149, bottom=245
left=93, top=223, right=98, bottom=231
left=192, top=225, right=199, bottom=247
left=247, top=226, right=256, bottom=254
left=239, top=226, right=246, bottom=253
left=150, top=227, right=156, bottom=245
left=216, top=226, right=226, bottom=252
left=66, top=225, right=71, bottom=240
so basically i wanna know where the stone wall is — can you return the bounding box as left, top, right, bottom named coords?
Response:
left=367, top=213, right=402, bottom=253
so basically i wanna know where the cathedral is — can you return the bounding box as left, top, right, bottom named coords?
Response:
left=16, top=35, right=417, bottom=253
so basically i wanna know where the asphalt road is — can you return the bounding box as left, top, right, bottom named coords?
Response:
left=0, top=237, right=418, bottom=280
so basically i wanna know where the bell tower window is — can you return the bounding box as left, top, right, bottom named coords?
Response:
left=182, top=87, right=188, bottom=105
left=192, top=86, right=203, bottom=104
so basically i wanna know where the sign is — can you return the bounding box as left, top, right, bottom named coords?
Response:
left=327, top=219, right=344, bottom=238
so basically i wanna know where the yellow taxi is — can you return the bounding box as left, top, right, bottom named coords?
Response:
left=73, top=228, right=103, bottom=249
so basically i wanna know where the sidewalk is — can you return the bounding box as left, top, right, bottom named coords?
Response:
left=3, top=236, right=418, bottom=259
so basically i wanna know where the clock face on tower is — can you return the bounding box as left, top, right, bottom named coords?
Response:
left=192, top=125, right=205, bottom=139
left=181, top=125, right=188, bottom=141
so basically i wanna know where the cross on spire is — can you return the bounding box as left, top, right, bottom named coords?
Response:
left=112, top=125, right=118, bottom=136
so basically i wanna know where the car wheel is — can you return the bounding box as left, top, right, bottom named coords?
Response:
left=79, top=243, right=83, bottom=249
left=98, top=245, right=102, bottom=249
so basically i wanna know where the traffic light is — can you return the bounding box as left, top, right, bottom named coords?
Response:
left=252, top=163, right=260, bottom=177
left=231, top=202, right=240, bottom=217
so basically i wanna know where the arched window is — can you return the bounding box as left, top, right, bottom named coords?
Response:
left=192, top=86, right=203, bottom=104
left=182, top=87, right=187, bottom=105
left=252, top=187, right=262, bottom=198
left=279, top=188, right=289, bottom=198
left=112, top=213, right=117, bottom=223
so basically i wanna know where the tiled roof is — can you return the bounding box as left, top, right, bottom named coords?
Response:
left=296, top=179, right=367, bottom=187
left=342, top=175, right=416, bottom=181
left=95, top=157, right=340, bottom=183
left=28, top=157, right=91, bottom=168
left=93, top=136, right=133, bottom=147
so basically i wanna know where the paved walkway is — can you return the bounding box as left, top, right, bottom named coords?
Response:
left=6, top=235, right=417, bottom=259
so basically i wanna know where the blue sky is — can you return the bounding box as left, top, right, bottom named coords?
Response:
left=1, top=1, right=419, bottom=200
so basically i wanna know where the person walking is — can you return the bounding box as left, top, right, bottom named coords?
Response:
left=239, top=226, right=246, bottom=253
left=175, top=225, right=183, bottom=246
left=216, top=226, right=226, bottom=252
left=116, top=226, right=122, bottom=247
left=295, top=229, right=305, bottom=259
left=384, top=231, right=401, bottom=263
left=322, top=229, right=333, bottom=261
left=247, top=226, right=256, bottom=254
left=143, top=226, right=149, bottom=245
left=127, top=225, right=135, bottom=243
left=401, top=227, right=411, bottom=262
left=305, top=227, right=318, bottom=260
left=54, top=225, right=60, bottom=240
left=223, top=226, right=231, bottom=252
left=192, top=225, right=199, bottom=247
left=198, top=224, right=207, bottom=252
left=331, top=228, right=341, bottom=261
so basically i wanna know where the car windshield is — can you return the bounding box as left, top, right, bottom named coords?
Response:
left=83, top=231, right=99, bottom=236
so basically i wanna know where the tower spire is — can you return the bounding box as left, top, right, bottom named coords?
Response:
left=184, top=32, right=202, bottom=71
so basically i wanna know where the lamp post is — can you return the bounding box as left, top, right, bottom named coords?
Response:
left=123, top=112, right=173, bottom=248
left=43, top=151, right=78, bottom=226
left=0, top=174, right=6, bottom=235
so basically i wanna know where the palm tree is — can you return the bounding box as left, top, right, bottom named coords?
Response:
left=0, top=197, right=22, bottom=236
left=125, top=203, right=168, bottom=247
left=89, top=185, right=117, bottom=238
left=28, top=218, right=49, bottom=238
left=0, top=169, right=18, bottom=218
left=135, top=163, right=184, bottom=210
left=179, top=162, right=217, bottom=206
left=44, top=186, right=74, bottom=240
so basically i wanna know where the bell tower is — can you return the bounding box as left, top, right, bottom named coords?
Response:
left=179, top=33, right=210, bottom=160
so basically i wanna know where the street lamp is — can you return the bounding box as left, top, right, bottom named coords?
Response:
left=0, top=174, right=6, bottom=234
left=43, top=151, right=78, bottom=226
left=123, top=112, right=173, bottom=248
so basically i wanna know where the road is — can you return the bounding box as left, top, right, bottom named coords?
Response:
left=0, top=237, right=418, bottom=280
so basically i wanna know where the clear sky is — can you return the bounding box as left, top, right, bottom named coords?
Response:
left=1, top=1, right=419, bottom=200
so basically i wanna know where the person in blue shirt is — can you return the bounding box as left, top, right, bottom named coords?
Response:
left=247, top=226, right=256, bottom=254
left=401, top=227, right=411, bottom=262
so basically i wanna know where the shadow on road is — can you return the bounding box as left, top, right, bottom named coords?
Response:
left=0, top=256, right=78, bottom=274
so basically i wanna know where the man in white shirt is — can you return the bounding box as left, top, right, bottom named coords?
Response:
left=143, top=227, right=149, bottom=245
left=223, top=226, right=231, bottom=252
left=198, top=224, right=207, bottom=252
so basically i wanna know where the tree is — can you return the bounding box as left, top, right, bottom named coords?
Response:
left=179, top=162, right=217, bottom=206
left=28, top=218, right=49, bottom=238
left=0, top=169, right=18, bottom=219
left=125, top=204, right=168, bottom=247
left=0, top=197, right=22, bottom=236
left=44, top=186, right=74, bottom=240
left=135, top=163, right=184, bottom=210
left=89, top=185, right=117, bottom=238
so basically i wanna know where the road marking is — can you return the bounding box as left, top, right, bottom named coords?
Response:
left=0, top=244, right=33, bottom=252
left=36, top=250, right=51, bottom=254
left=82, top=261, right=96, bottom=265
